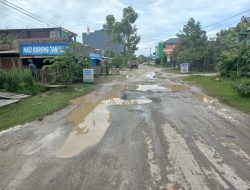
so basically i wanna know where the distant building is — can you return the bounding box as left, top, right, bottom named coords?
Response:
left=82, top=29, right=123, bottom=55
left=163, top=38, right=178, bottom=57
left=155, top=42, right=164, bottom=59
left=0, top=27, right=77, bottom=70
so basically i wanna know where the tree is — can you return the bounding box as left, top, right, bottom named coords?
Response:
left=173, top=18, right=208, bottom=71
left=138, top=55, right=147, bottom=64
left=103, top=6, right=141, bottom=57
left=216, top=17, right=250, bottom=78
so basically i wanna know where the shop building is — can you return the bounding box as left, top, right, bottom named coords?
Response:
left=0, top=27, right=77, bottom=69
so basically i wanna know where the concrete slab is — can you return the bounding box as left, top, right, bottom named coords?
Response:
left=0, top=92, right=30, bottom=100
left=0, top=99, right=19, bottom=107
left=0, top=92, right=30, bottom=107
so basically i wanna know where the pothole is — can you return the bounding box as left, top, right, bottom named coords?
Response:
left=56, top=97, right=152, bottom=158
left=149, top=97, right=162, bottom=103
left=137, top=84, right=168, bottom=91
left=145, top=72, right=156, bottom=79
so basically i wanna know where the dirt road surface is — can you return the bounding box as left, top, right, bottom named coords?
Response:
left=0, top=66, right=250, bottom=190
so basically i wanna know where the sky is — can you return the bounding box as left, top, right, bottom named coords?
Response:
left=0, top=0, right=249, bottom=55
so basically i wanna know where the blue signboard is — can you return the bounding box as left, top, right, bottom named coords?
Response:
left=19, top=42, right=69, bottom=57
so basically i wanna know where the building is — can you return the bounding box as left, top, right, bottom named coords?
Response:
left=154, top=42, right=164, bottom=64
left=163, top=38, right=178, bottom=59
left=82, top=29, right=123, bottom=66
left=156, top=42, right=164, bottom=58
left=82, top=29, right=122, bottom=54
left=0, top=27, right=77, bottom=69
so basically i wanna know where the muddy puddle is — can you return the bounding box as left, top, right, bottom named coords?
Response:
left=144, top=72, right=156, bottom=79
left=69, top=85, right=124, bottom=126
left=165, top=84, right=189, bottom=91
left=137, top=84, right=167, bottom=91
left=56, top=97, right=152, bottom=158
left=192, top=92, right=217, bottom=104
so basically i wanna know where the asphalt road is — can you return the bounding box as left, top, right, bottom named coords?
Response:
left=0, top=66, right=250, bottom=190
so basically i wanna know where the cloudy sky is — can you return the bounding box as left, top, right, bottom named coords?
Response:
left=0, top=0, right=249, bottom=55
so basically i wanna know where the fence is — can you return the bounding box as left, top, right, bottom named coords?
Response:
left=36, top=69, right=53, bottom=82
left=0, top=58, right=20, bottom=69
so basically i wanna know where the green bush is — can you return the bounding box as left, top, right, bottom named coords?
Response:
left=0, top=69, right=43, bottom=95
left=20, top=83, right=46, bottom=95
left=0, top=70, right=7, bottom=89
left=6, top=69, right=20, bottom=92
left=233, top=80, right=250, bottom=97
left=217, top=45, right=250, bottom=79
left=22, top=69, right=33, bottom=86
left=43, top=49, right=89, bottom=83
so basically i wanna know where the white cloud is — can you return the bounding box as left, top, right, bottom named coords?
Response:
left=1, top=0, right=249, bottom=55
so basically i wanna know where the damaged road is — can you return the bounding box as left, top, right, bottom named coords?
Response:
left=0, top=65, right=250, bottom=190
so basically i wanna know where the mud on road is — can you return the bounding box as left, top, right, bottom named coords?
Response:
left=0, top=65, right=250, bottom=190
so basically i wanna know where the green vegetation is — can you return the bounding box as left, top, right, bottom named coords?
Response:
left=103, top=6, right=140, bottom=57
left=172, top=17, right=249, bottom=73
left=0, top=83, right=94, bottom=131
left=185, top=75, right=250, bottom=113
left=164, top=67, right=180, bottom=74
left=173, top=18, right=210, bottom=71
left=104, top=50, right=129, bottom=69
left=164, top=67, right=205, bottom=75
left=43, top=49, right=89, bottom=83
left=233, top=79, right=250, bottom=97
left=216, top=18, right=250, bottom=79
left=0, top=69, right=45, bottom=95
left=172, top=17, right=249, bottom=100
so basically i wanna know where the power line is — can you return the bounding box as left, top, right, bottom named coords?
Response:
left=203, top=9, right=250, bottom=29
left=0, top=5, right=43, bottom=28
left=0, top=7, right=38, bottom=28
left=2, top=0, right=59, bottom=27
left=0, top=0, right=58, bottom=28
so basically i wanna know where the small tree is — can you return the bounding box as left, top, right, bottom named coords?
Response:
left=216, top=17, right=250, bottom=78
left=103, top=6, right=141, bottom=58
left=43, top=45, right=89, bottom=83
left=173, top=18, right=208, bottom=71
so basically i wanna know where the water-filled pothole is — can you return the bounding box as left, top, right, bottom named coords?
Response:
left=56, top=97, right=152, bottom=158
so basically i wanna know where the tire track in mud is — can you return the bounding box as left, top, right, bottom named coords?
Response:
left=142, top=130, right=162, bottom=188
left=162, top=122, right=210, bottom=190
left=195, top=138, right=250, bottom=189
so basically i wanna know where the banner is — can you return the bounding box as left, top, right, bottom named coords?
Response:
left=19, top=42, right=69, bottom=56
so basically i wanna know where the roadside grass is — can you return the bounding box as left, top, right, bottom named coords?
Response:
left=0, top=83, right=94, bottom=131
left=164, top=67, right=211, bottom=75
left=164, top=67, right=180, bottom=74
left=184, top=75, right=250, bottom=113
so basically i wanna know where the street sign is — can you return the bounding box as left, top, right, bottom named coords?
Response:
left=83, top=69, right=94, bottom=82
left=180, top=63, right=189, bottom=73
